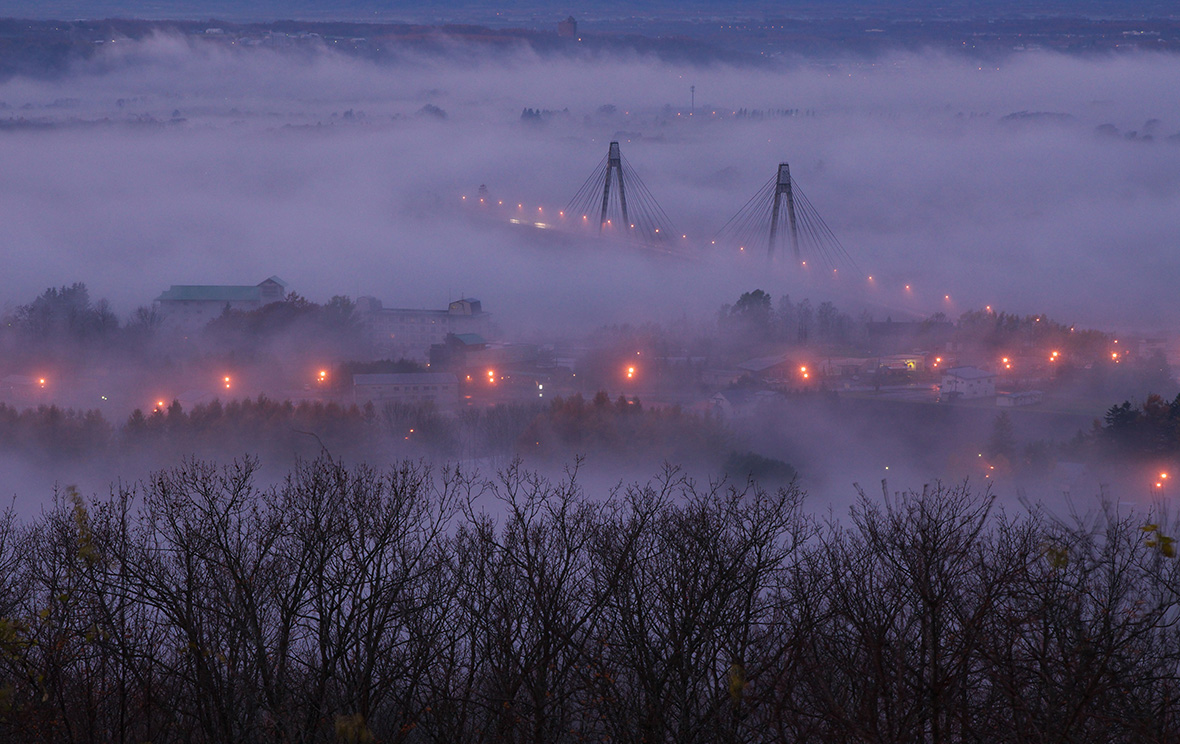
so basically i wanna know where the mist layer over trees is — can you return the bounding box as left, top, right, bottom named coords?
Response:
left=0, top=457, right=1178, bottom=742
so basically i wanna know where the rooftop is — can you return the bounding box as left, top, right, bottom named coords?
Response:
left=944, top=366, right=995, bottom=380
left=354, top=373, right=458, bottom=386
left=737, top=353, right=794, bottom=373
left=156, top=276, right=287, bottom=303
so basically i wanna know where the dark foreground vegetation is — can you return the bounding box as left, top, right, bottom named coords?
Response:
left=0, top=457, right=1179, bottom=742
left=0, top=391, right=733, bottom=472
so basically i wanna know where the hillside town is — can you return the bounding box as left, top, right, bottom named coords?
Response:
left=2, top=278, right=1169, bottom=428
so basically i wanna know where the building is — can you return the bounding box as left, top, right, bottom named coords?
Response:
left=711, top=389, right=786, bottom=419
left=939, top=366, right=996, bottom=401
left=155, top=276, right=288, bottom=327
left=558, top=16, right=577, bottom=37
left=353, top=372, right=459, bottom=410
left=736, top=353, right=803, bottom=384
left=356, top=297, right=491, bottom=361
left=878, top=353, right=928, bottom=373
left=818, top=357, right=873, bottom=378
left=997, top=390, right=1043, bottom=407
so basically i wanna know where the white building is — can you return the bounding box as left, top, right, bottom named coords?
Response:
left=356, top=297, right=491, bottom=361
left=155, top=276, right=288, bottom=327
left=997, top=390, right=1043, bottom=407
left=353, top=372, right=459, bottom=410
left=939, top=366, right=996, bottom=401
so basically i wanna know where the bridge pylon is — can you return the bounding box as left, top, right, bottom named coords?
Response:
left=768, top=163, right=800, bottom=263
left=712, top=161, right=857, bottom=271
left=599, top=142, right=630, bottom=233
left=566, top=141, right=675, bottom=247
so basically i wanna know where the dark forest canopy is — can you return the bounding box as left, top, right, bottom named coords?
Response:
left=0, top=456, right=1178, bottom=742
left=0, top=392, right=737, bottom=472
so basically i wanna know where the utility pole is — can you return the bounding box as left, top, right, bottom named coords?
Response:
left=690, top=85, right=695, bottom=116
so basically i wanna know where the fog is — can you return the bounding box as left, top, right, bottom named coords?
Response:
left=2, top=38, right=1179, bottom=330
left=3, top=35, right=1180, bottom=516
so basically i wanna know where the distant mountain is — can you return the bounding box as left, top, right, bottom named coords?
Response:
left=4, top=0, right=1178, bottom=23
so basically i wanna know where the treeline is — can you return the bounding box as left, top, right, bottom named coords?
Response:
left=0, top=283, right=368, bottom=378
left=717, top=290, right=1123, bottom=366
left=719, top=290, right=863, bottom=348
left=954, top=308, right=1109, bottom=358
left=0, top=458, right=1177, bottom=742
left=1099, top=392, right=1180, bottom=457
left=0, top=393, right=731, bottom=469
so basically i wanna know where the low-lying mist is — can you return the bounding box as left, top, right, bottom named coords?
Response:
left=3, top=33, right=1180, bottom=512
left=1, top=36, right=1178, bottom=330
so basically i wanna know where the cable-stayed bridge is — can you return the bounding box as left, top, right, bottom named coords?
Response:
left=713, top=162, right=857, bottom=272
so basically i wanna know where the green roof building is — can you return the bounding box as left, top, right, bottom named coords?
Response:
left=155, top=276, right=288, bottom=327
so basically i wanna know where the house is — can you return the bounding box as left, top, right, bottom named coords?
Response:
left=353, top=372, right=459, bottom=410
left=711, top=389, right=786, bottom=419
left=356, top=297, right=491, bottom=361
left=702, top=368, right=745, bottom=387
left=155, top=276, right=288, bottom=327
left=997, top=390, right=1043, bottom=407
left=878, top=353, right=928, bottom=373
left=939, top=366, right=996, bottom=401
left=819, top=357, right=873, bottom=378
left=736, top=353, right=803, bottom=384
